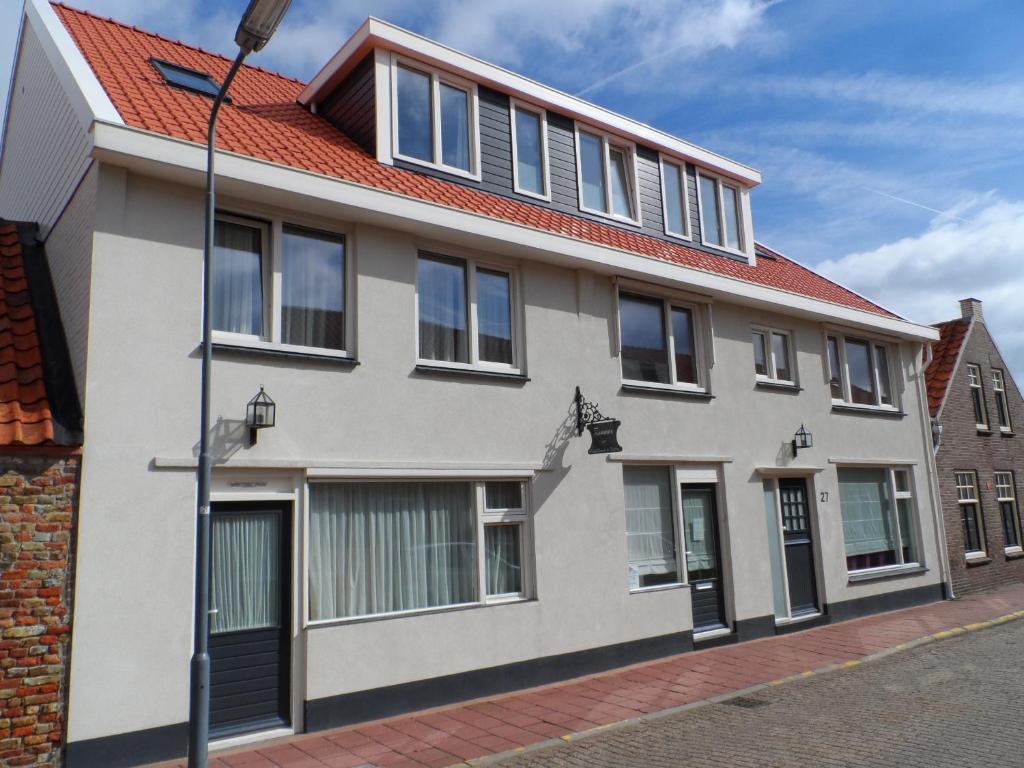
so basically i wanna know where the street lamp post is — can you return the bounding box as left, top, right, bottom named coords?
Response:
left=189, top=2, right=291, bottom=766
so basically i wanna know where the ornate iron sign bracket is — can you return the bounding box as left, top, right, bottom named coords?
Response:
left=575, top=387, right=623, bottom=454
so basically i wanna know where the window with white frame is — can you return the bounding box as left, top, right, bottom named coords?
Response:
left=752, top=327, right=795, bottom=384
left=995, top=471, right=1020, bottom=550
left=213, top=215, right=350, bottom=354
left=826, top=332, right=896, bottom=409
left=307, top=479, right=530, bottom=621
left=697, top=171, right=743, bottom=252
left=623, top=466, right=680, bottom=590
left=576, top=126, right=639, bottom=223
left=393, top=59, right=479, bottom=177
left=838, top=467, right=919, bottom=572
left=510, top=101, right=549, bottom=199
left=967, top=365, right=989, bottom=429
left=956, top=471, right=985, bottom=555
left=992, top=369, right=1012, bottom=432
left=618, top=292, right=704, bottom=390
left=660, top=159, right=690, bottom=239
left=416, top=251, right=519, bottom=370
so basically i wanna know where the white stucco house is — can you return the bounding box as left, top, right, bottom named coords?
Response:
left=0, top=1, right=945, bottom=765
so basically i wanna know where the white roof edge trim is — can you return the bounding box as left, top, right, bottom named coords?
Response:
left=26, top=0, right=123, bottom=128
left=91, top=122, right=938, bottom=342
left=299, top=17, right=761, bottom=186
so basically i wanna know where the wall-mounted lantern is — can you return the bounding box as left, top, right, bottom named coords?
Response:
left=792, top=424, right=813, bottom=456
left=245, top=386, right=276, bottom=445
left=575, top=386, right=622, bottom=455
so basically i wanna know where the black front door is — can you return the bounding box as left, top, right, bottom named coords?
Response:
left=681, top=487, right=727, bottom=632
left=209, top=503, right=291, bottom=738
left=779, top=479, right=818, bottom=615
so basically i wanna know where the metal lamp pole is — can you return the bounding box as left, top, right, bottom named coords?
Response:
left=189, top=2, right=291, bottom=766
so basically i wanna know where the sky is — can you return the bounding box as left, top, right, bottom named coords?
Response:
left=1, top=0, right=1023, bottom=383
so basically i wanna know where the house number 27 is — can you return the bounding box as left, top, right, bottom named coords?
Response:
left=820, top=491, right=830, bottom=503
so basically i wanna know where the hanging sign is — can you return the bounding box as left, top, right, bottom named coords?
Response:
left=586, top=419, right=623, bottom=454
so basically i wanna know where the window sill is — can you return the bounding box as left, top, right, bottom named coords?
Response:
left=629, top=582, right=688, bottom=595
left=305, top=596, right=534, bottom=629
left=999, top=430, right=1016, bottom=438
left=394, top=151, right=482, bottom=182
left=620, top=383, right=713, bottom=400
left=976, top=428, right=993, bottom=435
left=847, top=564, right=926, bottom=583
left=210, top=341, right=359, bottom=365
left=578, top=203, right=643, bottom=229
left=831, top=403, right=905, bottom=418
left=699, top=238, right=747, bottom=260
left=965, top=553, right=992, bottom=567
left=1004, top=547, right=1024, bottom=559
left=414, top=363, right=530, bottom=383
left=755, top=380, right=802, bottom=393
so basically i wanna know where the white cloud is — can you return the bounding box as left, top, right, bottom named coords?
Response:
left=816, top=198, right=1024, bottom=383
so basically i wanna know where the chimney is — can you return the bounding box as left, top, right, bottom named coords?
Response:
left=959, top=297, right=984, bottom=322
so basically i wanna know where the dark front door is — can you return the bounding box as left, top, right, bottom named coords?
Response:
left=779, top=479, right=818, bottom=615
left=681, top=487, right=727, bottom=632
left=209, top=503, right=291, bottom=738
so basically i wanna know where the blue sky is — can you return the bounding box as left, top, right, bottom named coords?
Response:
left=2, top=0, right=1023, bottom=382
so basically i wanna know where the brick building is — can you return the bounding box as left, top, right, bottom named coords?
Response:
left=927, top=298, right=1024, bottom=595
left=0, top=221, right=82, bottom=767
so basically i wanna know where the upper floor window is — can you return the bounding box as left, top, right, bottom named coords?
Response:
left=576, top=127, right=639, bottom=224
left=618, top=291, right=705, bottom=391
left=393, top=59, right=479, bottom=178
left=838, top=467, right=919, bottom=573
left=752, top=326, right=795, bottom=385
left=996, top=471, right=1020, bottom=550
left=992, top=369, right=1012, bottom=432
left=213, top=215, right=350, bottom=356
left=967, top=364, right=988, bottom=429
left=827, top=332, right=896, bottom=409
left=956, top=471, right=985, bottom=556
left=510, top=101, right=549, bottom=200
left=697, top=171, right=743, bottom=253
left=416, top=251, right=520, bottom=372
left=660, top=159, right=691, bottom=239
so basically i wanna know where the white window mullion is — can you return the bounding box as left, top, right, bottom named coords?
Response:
left=888, top=470, right=903, bottom=565
left=665, top=300, right=678, bottom=385
left=430, top=72, right=442, bottom=165
left=602, top=137, right=613, bottom=214
left=468, top=261, right=480, bottom=365
left=716, top=180, right=727, bottom=246
left=269, top=220, right=283, bottom=344
left=671, top=467, right=687, bottom=585
left=475, top=482, right=487, bottom=603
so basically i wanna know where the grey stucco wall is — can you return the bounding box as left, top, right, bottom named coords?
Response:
left=65, top=165, right=942, bottom=744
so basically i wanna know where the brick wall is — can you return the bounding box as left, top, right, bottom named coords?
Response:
left=0, top=454, right=78, bottom=767
left=935, top=320, right=1024, bottom=595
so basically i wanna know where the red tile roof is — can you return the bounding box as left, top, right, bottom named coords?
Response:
left=53, top=3, right=898, bottom=320
left=925, top=318, right=971, bottom=417
left=0, top=223, right=56, bottom=446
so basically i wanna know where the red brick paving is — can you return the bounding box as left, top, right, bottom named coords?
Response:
left=148, top=583, right=1024, bottom=768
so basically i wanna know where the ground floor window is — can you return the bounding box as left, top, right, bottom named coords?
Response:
left=838, top=467, right=919, bottom=572
left=956, top=472, right=985, bottom=555
left=308, top=480, right=529, bottom=621
left=995, top=471, right=1019, bottom=550
left=623, top=466, right=680, bottom=589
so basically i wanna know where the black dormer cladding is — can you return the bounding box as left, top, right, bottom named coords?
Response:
left=319, top=62, right=729, bottom=259
left=320, top=53, right=376, bottom=156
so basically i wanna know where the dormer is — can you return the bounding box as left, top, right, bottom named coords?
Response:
left=299, top=18, right=761, bottom=265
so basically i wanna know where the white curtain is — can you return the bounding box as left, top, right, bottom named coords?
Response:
left=418, top=255, right=468, bottom=363
left=213, top=220, right=263, bottom=335
left=839, top=469, right=896, bottom=556
left=308, top=482, right=477, bottom=620
left=683, top=492, right=715, bottom=573
left=485, top=524, right=521, bottom=595
left=281, top=227, right=345, bottom=349
left=211, top=511, right=280, bottom=634
left=623, top=467, right=677, bottom=576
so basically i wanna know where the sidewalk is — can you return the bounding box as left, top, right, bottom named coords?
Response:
left=150, top=583, right=1024, bottom=768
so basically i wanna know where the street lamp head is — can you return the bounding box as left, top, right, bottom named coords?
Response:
left=235, top=0, right=292, bottom=53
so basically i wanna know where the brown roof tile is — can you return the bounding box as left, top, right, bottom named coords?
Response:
left=925, top=318, right=970, bottom=417
left=52, top=3, right=900, bottom=320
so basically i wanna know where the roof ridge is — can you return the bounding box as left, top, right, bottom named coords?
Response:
left=753, top=240, right=901, bottom=320
left=52, top=2, right=308, bottom=87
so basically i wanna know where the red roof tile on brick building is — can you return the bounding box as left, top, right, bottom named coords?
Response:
left=52, top=2, right=898, bottom=320
left=925, top=319, right=971, bottom=417
left=0, top=223, right=56, bottom=446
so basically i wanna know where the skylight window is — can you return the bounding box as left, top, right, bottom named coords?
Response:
left=151, top=58, right=224, bottom=99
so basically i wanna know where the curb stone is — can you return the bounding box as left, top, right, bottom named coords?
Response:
left=458, top=608, right=1024, bottom=767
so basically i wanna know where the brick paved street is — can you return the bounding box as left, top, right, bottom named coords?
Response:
left=497, top=618, right=1024, bottom=768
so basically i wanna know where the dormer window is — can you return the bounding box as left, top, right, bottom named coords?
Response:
left=392, top=57, right=479, bottom=179
left=510, top=101, right=550, bottom=200
left=697, top=171, right=743, bottom=253
left=576, top=126, right=639, bottom=224
left=660, top=159, right=691, bottom=240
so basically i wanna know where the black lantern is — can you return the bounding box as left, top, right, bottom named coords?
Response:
left=575, top=387, right=622, bottom=454
left=245, top=386, right=276, bottom=445
left=792, top=423, right=813, bottom=455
